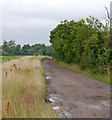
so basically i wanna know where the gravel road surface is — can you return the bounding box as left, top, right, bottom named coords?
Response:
left=42, top=59, right=110, bottom=118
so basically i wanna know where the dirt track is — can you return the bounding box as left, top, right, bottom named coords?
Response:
left=42, top=59, right=110, bottom=118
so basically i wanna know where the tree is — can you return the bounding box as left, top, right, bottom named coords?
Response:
left=21, top=44, right=31, bottom=55
left=2, top=40, right=55, bottom=57
left=50, top=16, right=111, bottom=74
left=0, top=45, right=2, bottom=56
left=14, top=44, right=21, bottom=55
left=2, top=40, right=16, bottom=56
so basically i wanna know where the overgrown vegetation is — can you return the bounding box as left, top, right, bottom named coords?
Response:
left=2, top=56, right=57, bottom=118
left=1, top=41, right=54, bottom=57
left=50, top=16, right=111, bottom=83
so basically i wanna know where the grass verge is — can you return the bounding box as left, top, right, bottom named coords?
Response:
left=55, top=61, right=110, bottom=84
left=2, top=56, right=57, bottom=118
left=1, top=56, right=21, bottom=63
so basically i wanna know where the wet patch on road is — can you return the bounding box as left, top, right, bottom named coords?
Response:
left=97, top=87, right=110, bottom=89
left=64, top=84, right=73, bottom=87
left=49, top=94, right=62, bottom=102
left=90, top=95, right=112, bottom=101
left=46, top=76, right=52, bottom=79
left=93, top=96, right=112, bottom=100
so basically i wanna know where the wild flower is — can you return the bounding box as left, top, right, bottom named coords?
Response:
left=5, top=71, right=8, bottom=76
left=6, top=102, right=9, bottom=112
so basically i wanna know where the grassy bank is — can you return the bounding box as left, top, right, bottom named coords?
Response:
left=2, top=56, right=57, bottom=118
left=1, top=56, right=21, bottom=63
left=56, top=61, right=110, bottom=84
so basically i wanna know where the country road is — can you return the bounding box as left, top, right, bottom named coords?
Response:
left=42, top=59, right=110, bottom=118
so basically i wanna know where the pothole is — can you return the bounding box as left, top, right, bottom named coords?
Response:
left=53, top=106, right=68, bottom=110
left=48, top=94, right=62, bottom=102
left=91, top=95, right=112, bottom=101
left=52, top=98, right=60, bottom=101
left=64, top=84, right=72, bottom=87
left=49, top=97, right=62, bottom=102
left=97, top=87, right=110, bottom=89
left=93, top=97, right=112, bottom=101
left=53, top=106, right=60, bottom=110
left=46, top=76, right=52, bottom=79
left=59, top=106, right=68, bottom=110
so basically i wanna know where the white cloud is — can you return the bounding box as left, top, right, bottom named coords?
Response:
left=0, top=0, right=2, bottom=45
left=2, top=0, right=111, bottom=46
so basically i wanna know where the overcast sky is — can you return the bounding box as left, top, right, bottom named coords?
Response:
left=1, top=0, right=112, bottom=46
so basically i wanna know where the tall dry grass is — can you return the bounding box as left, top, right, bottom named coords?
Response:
left=2, top=56, right=57, bottom=118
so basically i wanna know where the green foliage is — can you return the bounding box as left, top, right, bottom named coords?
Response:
left=50, top=16, right=111, bottom=76
left=0, top=45, right=2, bottom=56
left=21, top=44, right=30, bottom=55
left=2, top=40, right=21, bottom=56
left=2, top=40, right=54, bottom=57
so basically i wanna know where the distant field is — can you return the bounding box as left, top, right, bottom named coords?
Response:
left=1, top=56, right=21, bottom=63
left=2, top=56, right=57, bottom=118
